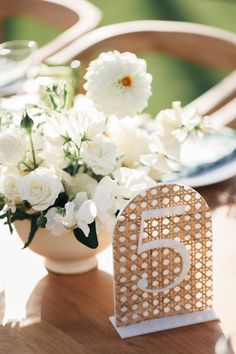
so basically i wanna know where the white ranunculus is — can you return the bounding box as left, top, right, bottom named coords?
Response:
left=64, top=192, right=97, bottom=236
left=0, top=167, right=21, bottom=203
left=0, top=128, right=26, bottom=166
left=80, top=134, right=117, bottom=175
left=84, top=51, right=152, bottom=118
left=45, top=207, right=66, bottom=236
left=108, top=116, right=150, bottom=167
left=18, top=167, right=63, bottom=211
left=64, top=173, right=98, bottom=199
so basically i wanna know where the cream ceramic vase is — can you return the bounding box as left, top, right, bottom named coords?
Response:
left=14, top=220, right=112, bottom=274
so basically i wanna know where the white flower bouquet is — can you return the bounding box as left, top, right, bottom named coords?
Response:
left=0, top=51, right=212, bottom=249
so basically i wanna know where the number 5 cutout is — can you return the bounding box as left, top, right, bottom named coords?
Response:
left=111, top=184, right=215, bottom=333
left=138, top=205, right=190, bottom=294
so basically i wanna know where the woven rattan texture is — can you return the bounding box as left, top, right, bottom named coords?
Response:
left=113, top=184, right=213, bottom=327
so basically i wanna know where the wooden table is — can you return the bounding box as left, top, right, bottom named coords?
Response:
left=0, top=177, right=235, bottom=354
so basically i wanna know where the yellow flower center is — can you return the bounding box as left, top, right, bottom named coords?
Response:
left=120, top=75, right=132, bottom=87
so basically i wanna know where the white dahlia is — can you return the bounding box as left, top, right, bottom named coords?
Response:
left=84, top=51, right=152, bottom=118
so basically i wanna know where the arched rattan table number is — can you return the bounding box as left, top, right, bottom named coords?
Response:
left=109, top=184, right=218, bottom=338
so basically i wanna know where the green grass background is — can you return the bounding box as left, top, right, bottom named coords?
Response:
left=3, top=0, right=236, bottom=115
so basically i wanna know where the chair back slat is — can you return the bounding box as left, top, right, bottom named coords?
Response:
left=0, top=0, right=101, bottom=62
left=48, top=20, right=236, bottom=126
left=48, top=21, right=236, bottom=70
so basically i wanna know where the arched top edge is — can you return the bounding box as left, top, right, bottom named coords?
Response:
left=115, top=183, right=210, bottom=224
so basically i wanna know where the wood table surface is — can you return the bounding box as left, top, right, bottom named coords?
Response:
left=0, top=177, right=235, bottom=354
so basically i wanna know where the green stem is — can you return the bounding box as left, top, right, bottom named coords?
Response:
left=21, top=161, right=34, bottom=172
left=48, top=94, right=57, bottom=110
left=29, top=133, right=37, bottom=169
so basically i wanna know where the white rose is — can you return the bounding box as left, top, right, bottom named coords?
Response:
left=64, top=192, right=97, bottom=236
left=0, top=167, right=21, bottom=203
left=0, top=127, right=26, bottom=166
left=18, top=167, right=63, bottom=211
left=80, top=134, right=117, bottom=175
left=108, top=116, right=150, bottom=167
left=45, top=207, right=66, bottom=236
left=64, top=173, right=98, bottom=199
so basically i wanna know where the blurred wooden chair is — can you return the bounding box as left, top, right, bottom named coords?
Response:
left=0, top=0, right=101, bottom=63
left=48, top=20, right=236, bottom=127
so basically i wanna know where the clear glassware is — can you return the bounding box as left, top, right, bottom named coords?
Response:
left=0, top=40, right=38, bottom=88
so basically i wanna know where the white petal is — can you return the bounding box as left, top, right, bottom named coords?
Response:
left=78, top=221, right=90, bottom=237
left=76, top=200, right=97, bottom=224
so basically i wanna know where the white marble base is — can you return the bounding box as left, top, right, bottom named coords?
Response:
left=109, top=309, right=218, bottom=339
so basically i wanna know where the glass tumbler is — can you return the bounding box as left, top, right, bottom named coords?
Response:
left=0, top=40, right=38, bottom=87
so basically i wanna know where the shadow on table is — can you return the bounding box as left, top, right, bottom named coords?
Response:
left=0, top=267, right=229, bottom=354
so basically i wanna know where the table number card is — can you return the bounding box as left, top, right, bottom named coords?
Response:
left=109, top=184, right=218, bottom=338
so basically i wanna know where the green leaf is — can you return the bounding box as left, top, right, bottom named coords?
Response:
left=54, top=192, right=69, bottom=208
left=6, top=209, right=13, bottom=234
left=11, top=210, right=31, bottom=223
left=36, top=214, right=47, bottom=228
left=0, top=195, right=5, bottom=211
left=23, top=215, right=38, bottom=249
left=73, top=221, right=98, bottom=249
left=21, top=112, right=34, bottom=133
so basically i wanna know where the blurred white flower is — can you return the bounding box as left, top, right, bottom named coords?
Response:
left=73, top=95, right=106, bottom=139
left=182, top=109, right=216, bottom=136
left=64, top=173, right=98, bottom=199
left=108, top=116, right=150, bottom=167
left=45, top=207, right=66, bottom=236
left=84, top=51, right=152, bottom=118
left=45, top=104, right=105, bottom=145
left=155, top=101, right=183, bottom=137
left=18, top=167, right=63, bottom=211
left=113, top=167, right=156, bottom=208
left=93, top=177, right=118, bottom=230
left=44, top=111, right=81, bottom=147
left=80, top=134, right=117, bottom=175
left=140, top=153, right=173, bottom=180
left=23, top=131, right=45, bottom=168
left=40, top=142, right=68, bottom=171
left=155, top=101, right=215, bottom=141
left=0, top=127, right=26, bottom=166
left=141, top=131, right=180, bottom=180
left=64, top=192, right=97, bottom=236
